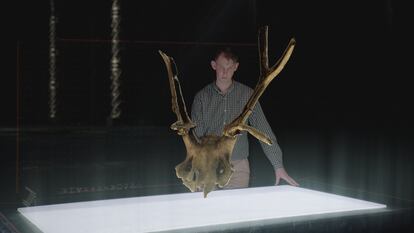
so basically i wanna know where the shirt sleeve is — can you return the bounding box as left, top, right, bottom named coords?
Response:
left=191, top=92, right=206, bottom=138
left=248, top=101, right=284, bottom=171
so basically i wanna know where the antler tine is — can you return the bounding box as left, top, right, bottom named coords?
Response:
left=159, top=50, right=195, bottom=135
left=243, top=37, right=296, bottom=124
left=223, top=28, right=296, bottom=145
left=258, top=26, right=270, bottom=79
left=267, top=38, right=296, bottom=83
left=159, top=51, right=180, bottom=121
left=259, top=26, right=296, bottom=82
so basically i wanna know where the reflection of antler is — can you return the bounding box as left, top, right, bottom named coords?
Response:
left=159, top=26, right=295, bottom=197
left=224, top=26, right=296, bottom=144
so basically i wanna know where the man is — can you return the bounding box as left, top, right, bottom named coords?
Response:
left=191, top=47, right=298, bottom=189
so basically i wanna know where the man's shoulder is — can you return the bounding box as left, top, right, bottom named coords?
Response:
left=194, top=82, right=214, bottom=99
left=234, top=81, right=254, bottom=94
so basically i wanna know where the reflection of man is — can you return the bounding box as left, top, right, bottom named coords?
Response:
left=191, top=48, right=299, bottom=189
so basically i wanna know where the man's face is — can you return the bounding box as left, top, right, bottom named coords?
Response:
left=211, top=53, right=239, bottom=82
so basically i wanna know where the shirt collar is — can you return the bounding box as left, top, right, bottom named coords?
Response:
left=212, top=80, right=235, bottom=95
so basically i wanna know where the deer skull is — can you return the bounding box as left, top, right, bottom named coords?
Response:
left=175, top=136, right=235, bottom=197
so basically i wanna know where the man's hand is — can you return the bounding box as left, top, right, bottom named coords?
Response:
left=275, top=168, right=299, bottom=186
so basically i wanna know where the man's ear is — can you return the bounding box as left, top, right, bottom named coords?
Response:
left=211, top=60, right=217, bottom=70
left=234, top=62, right=239, bottom=71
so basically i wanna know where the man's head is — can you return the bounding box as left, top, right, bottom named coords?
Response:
left=211, top=47, right=239, bottom=82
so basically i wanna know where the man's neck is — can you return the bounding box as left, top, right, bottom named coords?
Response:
left=215, top=79, right=233, bottom=94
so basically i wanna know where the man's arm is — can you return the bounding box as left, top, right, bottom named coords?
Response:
left=248, top=102, right=283, bottom=169
left=249, top=102, right=299, bottom=186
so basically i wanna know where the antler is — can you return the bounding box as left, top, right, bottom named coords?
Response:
left=223, top=26, right=296, bottom=144
left=159, top=51, right=196, bottom=136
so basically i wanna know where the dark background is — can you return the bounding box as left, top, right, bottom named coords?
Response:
left=10, top=0, right=413, bottom=128
left=3, top=1, right=414, bottom=230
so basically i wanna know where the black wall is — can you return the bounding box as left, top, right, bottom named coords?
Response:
left=12, top=0, right=413, bottom=128
left=6, top=0, right=414, bottom=204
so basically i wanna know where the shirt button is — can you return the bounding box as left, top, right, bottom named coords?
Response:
left=224, top=109, right=227, bottom=112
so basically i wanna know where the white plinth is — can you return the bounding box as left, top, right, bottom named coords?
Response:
left=18, top=185, right=386, bottom=233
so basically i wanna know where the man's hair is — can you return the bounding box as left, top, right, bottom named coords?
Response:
left=213, top=47, right=239, bottom=62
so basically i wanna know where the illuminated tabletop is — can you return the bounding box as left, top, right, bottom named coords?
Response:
left=18, top=185, right=386, bottom=233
